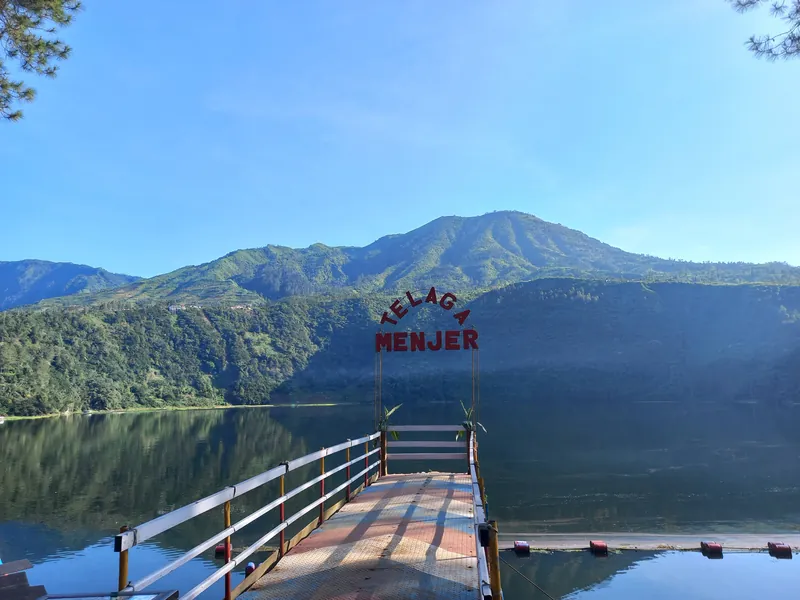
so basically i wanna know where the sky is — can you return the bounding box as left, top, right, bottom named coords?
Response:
left=1, top=1, right=798, bottom=277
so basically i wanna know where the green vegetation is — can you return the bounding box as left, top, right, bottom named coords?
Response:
left=1, top=1, right=81, bottom=121
left=3, top=278, right=800, bottom=417
left=3, top=212, right=800, bottom=418
left=729, top=0, right=800, bottom=60
left=377, top=404, right=402, bottom=440
left=0, top=260, right=139, bottom=310
left=31, top=212, right=800, bottom=309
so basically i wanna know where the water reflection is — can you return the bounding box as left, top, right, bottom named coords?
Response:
left=0, top=406, right=388, bottom=596
left=500, top=550, right=800, bottom=599
left=1, top=401, right=799, bottom=597
left=0, top=410, right=310, bottom=545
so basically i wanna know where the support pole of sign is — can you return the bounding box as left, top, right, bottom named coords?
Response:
left=475, top=331, right=480, bottom=435
left=471, top=341, right=476, bottom=432
left=374, top=349, right=379, bottom=433
left=374, top=340, right=383, bottom=433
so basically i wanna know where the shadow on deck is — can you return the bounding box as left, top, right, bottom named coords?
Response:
left=244, top=473, right=479, bottom=600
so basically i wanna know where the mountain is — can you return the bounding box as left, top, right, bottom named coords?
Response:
left=3, top=279, right=800, bottom=417
left=33, top=211, right=800, bottom=308
left=0, top=260, right=140, bottom=311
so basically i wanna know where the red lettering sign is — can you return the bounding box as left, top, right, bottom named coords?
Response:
left=375, top=286, right=478, bottom=352
left=393, top=331, right=408, bottom=351
left=374, top=329, right=479, bottom=352
left=390, top=299, right=408, bottom=320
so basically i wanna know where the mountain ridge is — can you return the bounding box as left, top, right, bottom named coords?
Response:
left=24, top=211, right=800, bottom=309
left=0, top=260, right=140, bottom=311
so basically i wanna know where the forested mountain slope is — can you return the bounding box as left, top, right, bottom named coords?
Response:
left=33, top=211, right=800, bottom=308
left=0, top=260, right=138, bottom=310
left=3, top=279, right=799, bottom=416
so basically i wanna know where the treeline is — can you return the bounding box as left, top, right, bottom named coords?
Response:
left=0, top=300, right=340, bottom=416
left=3, top=279, right=800, bottom=417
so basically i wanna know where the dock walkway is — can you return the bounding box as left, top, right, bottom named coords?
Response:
left=112, top=426, right=498, bottom=600
left=244, top=472, right=480, bottom=600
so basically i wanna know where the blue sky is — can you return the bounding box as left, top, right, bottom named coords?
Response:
left=1, top=1, right=797, bottom=277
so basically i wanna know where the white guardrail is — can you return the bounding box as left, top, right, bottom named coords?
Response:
left=470, top=433, right=493, bottom=600
left=386, top=424, right=469, bottom=463
left=114, top=432, right=381, bottom=600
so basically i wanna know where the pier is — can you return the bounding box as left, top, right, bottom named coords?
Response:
left=113, top=425, right=500, bottom=600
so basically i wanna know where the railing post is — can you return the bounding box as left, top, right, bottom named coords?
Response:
left=279, top=473, right=285, bottom=557
left=364, top=440, right=369, bottom=487
left=466, top=429, right=472, bottom=474
left=345, top=443, right=351, bottom=502
left=224, top=500, right=232, bottom=600
left=319, top=450, right=326, bottom=525
left=380, top=429, right=387, bottom=476
left=488, top=520, right=502, bottom=599
left=118, top=525, right=129, bottom=592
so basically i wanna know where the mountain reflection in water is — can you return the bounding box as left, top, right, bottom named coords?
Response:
left=1, top=401, right=799, bottom=598
left=501, top=550, right=800, bottom=599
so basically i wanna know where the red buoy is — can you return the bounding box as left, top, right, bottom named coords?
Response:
left=700, top=541, right=723, bottom=557
left=768, top=542, right=793, bottom=559
left=214, top=543, right=226, bottom=557
left=513, top=541, right=530, bottom=555
left=245, top=561, right=256, bottom=576
left=589, top=540, right=608, bottom=555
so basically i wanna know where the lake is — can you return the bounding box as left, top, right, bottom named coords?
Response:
left=1, top=399, right=799, bottom=598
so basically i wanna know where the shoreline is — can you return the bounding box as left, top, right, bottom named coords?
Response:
left=1, top=401, right=365, bottom=422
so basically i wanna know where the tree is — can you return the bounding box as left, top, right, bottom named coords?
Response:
left=729, top=0, right=800, bottom=59
left=0, top=0, right=81, bottom=121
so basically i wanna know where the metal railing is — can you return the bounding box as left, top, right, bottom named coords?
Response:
left=114, top=432, right=381, bottom=600
left=470, top=431, right=497, bottom=599
left=384, top=424, right=470, bottom=474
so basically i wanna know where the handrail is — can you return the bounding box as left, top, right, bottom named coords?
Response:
left=387, top=424, right=464, bottom=432
left=381, top=424, right=470, bottom=470
left=112, top=425, right=485, bottom=599
left=387, top=441, right=464, bottom=448
left=470, top=433, right=493, bottom=599
left=116, top=432, right=378, bottom=553
left=386, top=452, right=468, bottom=460
left=114, top=432, right=381, bottom=597
left=182, top=461, right=378, bottom=600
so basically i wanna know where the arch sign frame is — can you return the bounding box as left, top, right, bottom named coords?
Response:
left=373, top=286, right=480, bottom=432
left=374, top=287, right=479, bottom=353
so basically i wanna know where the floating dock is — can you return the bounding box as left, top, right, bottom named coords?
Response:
left=498, top=533, right=800, bottom=552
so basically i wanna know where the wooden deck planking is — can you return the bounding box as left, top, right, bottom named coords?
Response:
left=243, top=472, right=480, bottom=600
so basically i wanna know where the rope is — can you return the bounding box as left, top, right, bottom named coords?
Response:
left=498, top=553, right=558, bottom=600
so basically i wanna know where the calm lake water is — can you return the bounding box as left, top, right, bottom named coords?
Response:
left=1, top=399, right=799, bottom=598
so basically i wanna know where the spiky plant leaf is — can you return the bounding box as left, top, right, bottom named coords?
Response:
left=384, top=404, right=402, bottom=419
